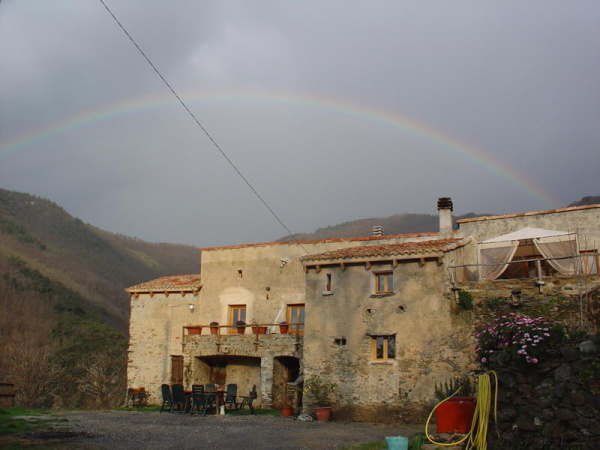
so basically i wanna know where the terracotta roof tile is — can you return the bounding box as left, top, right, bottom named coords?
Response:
left=201, top=232, right=440, bottom=252
left=126, top=274, right=202, bottom=293
left=300, top=238, right=466, bottom=263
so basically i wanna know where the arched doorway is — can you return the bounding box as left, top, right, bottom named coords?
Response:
left=272, top=356, right=300, bottom=408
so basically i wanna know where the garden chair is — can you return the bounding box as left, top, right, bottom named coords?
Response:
left=159, top=384, right=173, bottom=413
left=190, top=384, right=214, bottom=416
left=238, top=385, right=257, bottom=414
left=205, top=383, right=216, bottom=404
left=170, top=384, right=189, bottom=413
left=224, top=383, right=238, bottom=411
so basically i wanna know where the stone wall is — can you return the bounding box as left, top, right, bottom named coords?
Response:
left=302, top=250, right=477, bottom=423
left=457, top=204, right=600, bottom=252
left=488, top=341, right=600, bottom=449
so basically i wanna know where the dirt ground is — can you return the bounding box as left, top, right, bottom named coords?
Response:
left=4, top=410, right=427, bottom=449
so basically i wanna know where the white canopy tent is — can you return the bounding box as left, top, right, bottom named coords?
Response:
left=479, top=227, right=579, bottom=280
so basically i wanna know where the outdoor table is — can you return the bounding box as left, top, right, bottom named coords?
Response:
left=205, top=389, right=226, bottom=415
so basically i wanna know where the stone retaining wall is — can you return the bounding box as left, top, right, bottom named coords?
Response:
left=489, top=342, right=600, bottom=449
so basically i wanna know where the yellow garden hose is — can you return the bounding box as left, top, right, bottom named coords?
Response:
left=425, top=371, right=498, bottom=449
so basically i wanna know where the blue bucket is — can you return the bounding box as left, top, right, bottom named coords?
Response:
left=385, top=436, right=408, bottom=450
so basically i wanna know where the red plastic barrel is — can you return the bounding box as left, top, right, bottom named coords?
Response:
left=436, top=397, right=476, bottom=433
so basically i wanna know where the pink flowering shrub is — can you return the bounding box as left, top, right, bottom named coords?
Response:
left=476, top=313, right=565, bottom=367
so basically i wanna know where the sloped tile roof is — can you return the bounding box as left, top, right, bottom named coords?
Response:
left=300, top=238, right=466, bottom=263
left=126, top=274, right=202, bottom=293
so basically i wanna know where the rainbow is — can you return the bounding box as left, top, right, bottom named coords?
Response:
left=0, top=88, right=558, bottom=208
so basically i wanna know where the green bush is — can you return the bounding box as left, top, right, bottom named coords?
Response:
left=458, top=290, right=474, bottom=310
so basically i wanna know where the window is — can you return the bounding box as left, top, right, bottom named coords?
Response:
left=325, top=274, right=332, bottom=292
left=581, top=251, right=599, bottom=275
left=371, top=335, right=395, bottom=360
left=237, top=269, right=243, bottom=278
left=228, top=305, right=246, bottom=334
left=287, top=304, right=305, bottom=335
left=374, top=272, right=393, bottom=294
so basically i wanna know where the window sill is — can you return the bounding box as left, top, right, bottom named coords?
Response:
left=370, top=293, right=395, bottom=298
left=369, top=360, right=395, bottom=365
left=322, top=290, right=334, bottom=296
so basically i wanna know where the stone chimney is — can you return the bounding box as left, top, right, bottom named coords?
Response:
left=372, top=226, right=384, bottom=237
left=437, top=197, right=453, bottom=237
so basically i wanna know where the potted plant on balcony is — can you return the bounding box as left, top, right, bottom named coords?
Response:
left=279, top=321, right=289, bottom=334
left=186, top=326, right=202, bottom=335
left=210, top=322, right=219, bottom=335
left=236, top=320, right=246, bottom=334
left=251, top=321, right=268, bottom=335
left=304, top=374, right=337, bottom=421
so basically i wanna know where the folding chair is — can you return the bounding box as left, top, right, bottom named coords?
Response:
left=159, top=384, right=173, bottom=413
left=238, top=385, right=257, bottom=414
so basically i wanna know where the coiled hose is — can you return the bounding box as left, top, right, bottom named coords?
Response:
left=425, top=371, right=498, bottom=449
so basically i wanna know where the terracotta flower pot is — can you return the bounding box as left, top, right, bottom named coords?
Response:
left=279, top=325, right=289, bottom=334
left=252, top=326, right=267, bottom=334
left=237, top=326, right=246, bottom=335
left=210, top=326, right=219, bottom=335
left=314, top=406, right=331, bottom=421
left=281, top=406, right=294, bottom=417
left=187, top=326, right=202, bottom=335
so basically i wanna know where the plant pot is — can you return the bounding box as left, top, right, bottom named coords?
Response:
left=210, top=326, right=219, bottom=335
left=252, top=326, right=267, bottom=334
left=279, top=325, right=289, bottom=334
left=237, top=326, right=246, bottom=335
left=281, top=406, right=294, bottom=417
left=314, top=406, right=331, bottom=421
left=186, top=326, right=202, bottom=335
left=436, top=397, right=476, bottom=433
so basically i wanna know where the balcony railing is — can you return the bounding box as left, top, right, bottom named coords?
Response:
left=183, top=322, right=304, bottom=337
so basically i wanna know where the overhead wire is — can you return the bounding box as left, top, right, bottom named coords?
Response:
left=97, top=0, right=306, bottom=252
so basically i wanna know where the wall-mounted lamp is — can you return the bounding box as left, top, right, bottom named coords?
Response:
left=280, top=258, right=290, bottom=268
left=188, top=303, right=195, bottom=312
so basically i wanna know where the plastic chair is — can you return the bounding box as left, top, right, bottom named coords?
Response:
left=190, top=384, right=214, bottom=416
left=170, top=384, right=189, bottom=413
left=225, top=383, right=238, bottom=411
left=159, top=384, right=173, bottom=413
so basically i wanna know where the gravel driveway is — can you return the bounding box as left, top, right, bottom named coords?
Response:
left=35, top=411, right=423, bottom=449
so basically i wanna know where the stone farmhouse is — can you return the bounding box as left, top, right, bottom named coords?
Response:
left=126, top=198, right=600, bottom=421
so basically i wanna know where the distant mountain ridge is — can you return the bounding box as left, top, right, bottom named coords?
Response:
left=277, top=212, right=484, bottom=242
left=0, top=188, right=200, bottom=334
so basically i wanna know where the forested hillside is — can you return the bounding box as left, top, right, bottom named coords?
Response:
left=0, top=188, right=199, bottom=408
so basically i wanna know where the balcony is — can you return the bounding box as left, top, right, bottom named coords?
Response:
left=182, top=323, right=303, bottom=357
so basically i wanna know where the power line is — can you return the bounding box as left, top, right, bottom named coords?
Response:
left=98, top=0, right=306, bottom=251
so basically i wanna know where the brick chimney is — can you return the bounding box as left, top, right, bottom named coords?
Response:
left=437, top=197, right=453, bottom=237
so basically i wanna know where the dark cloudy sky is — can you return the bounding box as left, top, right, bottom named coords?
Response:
left=1, top=1, right=599, bottom=248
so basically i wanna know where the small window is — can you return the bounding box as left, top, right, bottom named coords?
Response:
left=237, top=270, right=243, bottom=278
left=325, top=274, right=332, bottom=292
left=374, top=272, right=393, bottom=294
left=371, top=335, right=395, bottom=360
left=334, top=338, right=346, bottom=347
